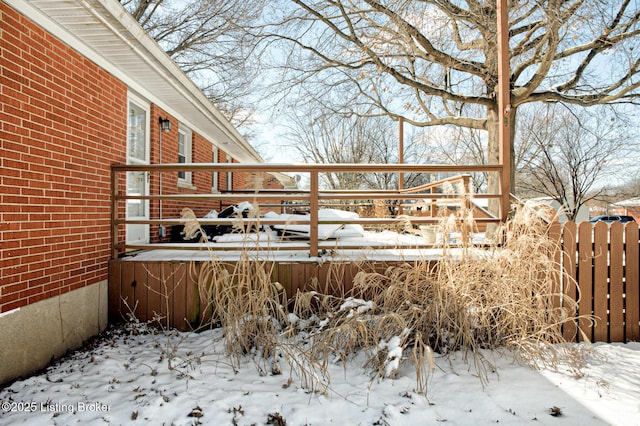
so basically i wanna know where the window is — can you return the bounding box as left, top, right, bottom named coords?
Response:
left=178, top=125, right=192, bottom=184
left=127, top=101, right=148, bottom=164
left=212, top=148, right=219, bottom=192
left=125, top=93, right=150, bottom=244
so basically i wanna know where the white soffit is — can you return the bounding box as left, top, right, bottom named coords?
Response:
left=4, top=0, right=263, bottom=163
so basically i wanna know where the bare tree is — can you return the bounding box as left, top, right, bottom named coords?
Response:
left=121, top=0, right=264, bottom=126
left=416, top=125, right=489, bottom=192
left=617, top=173, right=640, bottom=199
left=285, top=107, right=399, bottom=189
left=516, top=104, right=637, bottom=221
left=285, top=101, right=442, bottom=191
left=253, top=0, right=640, bottom=208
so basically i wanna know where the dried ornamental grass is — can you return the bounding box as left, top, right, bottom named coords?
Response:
left=177, top=203, right=586, bottom=395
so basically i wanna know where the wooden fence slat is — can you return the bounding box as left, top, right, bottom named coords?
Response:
left=548, top=223, right=562, bottom=327
left=146, top=262, right=162, bottom=326
left=133, top=262, right=149, bottom=323
left=196, top=262, right=213, bottom=326
left=292, top=263, right=308, bottom=292
left=578, top=222, right=594, bottom=342
left=609, top=222, right=625, bottom=342
left=324, top=261, right=349, bottom=297
left=562, top=222, right=578, bottom=342
left=185, top=262, right=199, bottom=327
left=317, top=262, right=330, bottom=295
left=120, top=261, right=136, bottom=322
left=593, top=222, right=609, bottom=342
left=626, top=224, right=640, bottom=341
left=171, top=263, right=188, bottom=331
left=277, top=262, right=294, bottom=297
left=302, top=263, right=313, bottom=292
left=343, top=261, right=362, bottom=296
left=158, top=263, right=174, bottom=329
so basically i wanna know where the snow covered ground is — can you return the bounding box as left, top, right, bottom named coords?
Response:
left=1, top=326, right=639, bottom=425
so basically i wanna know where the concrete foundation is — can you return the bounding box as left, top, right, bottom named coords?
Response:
left=0, top=280, right=108, bottom=385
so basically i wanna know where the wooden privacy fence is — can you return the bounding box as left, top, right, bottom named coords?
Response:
left=553, top=221, right=639, bottom=343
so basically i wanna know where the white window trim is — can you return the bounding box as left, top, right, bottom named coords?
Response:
left=125, top=92, right=150, bottom=244
left=211, top=147, right=220, bottom=193
left=126, top=93, right=150, bottom=165
left=177, top=124, right=194, bottom=188
left=226, top=156, right=233, bottom=191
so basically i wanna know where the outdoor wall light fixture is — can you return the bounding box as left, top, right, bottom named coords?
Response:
left=159, top=117, right=172, bottom=131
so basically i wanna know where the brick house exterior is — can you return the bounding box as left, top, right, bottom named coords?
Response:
left=0, top=0, right=286, bottom=384
left=613, top=198, right=640, bottom=223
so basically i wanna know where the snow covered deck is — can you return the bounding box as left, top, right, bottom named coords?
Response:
left=109, top=163, right=503, bottom=329
left=108, top=229, right=487, bottom=330
left=120, top=229, right=480, bottom=263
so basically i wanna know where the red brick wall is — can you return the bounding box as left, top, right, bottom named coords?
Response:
left=612, top=205, right=640, bottom=223
left=150, top=113, right=228, bottom=241
left=628, top=207, right=640, bottom=223
left=0, top=4, right=285, bottom=310
left=0, top=4, right=127, bottom=312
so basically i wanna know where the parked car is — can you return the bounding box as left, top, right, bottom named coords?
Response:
left=589, top=215, right=637, bottom=224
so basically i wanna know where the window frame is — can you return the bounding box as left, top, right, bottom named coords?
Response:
left=125, top=92, right=151, bottom=244
left=212, top=147, right=219, bottom=193
left=177, top=124, right=193, bottom=187
left=226, top=156, right=233, bottom=192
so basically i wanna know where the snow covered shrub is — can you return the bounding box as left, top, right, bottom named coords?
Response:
left=345, top=204, right=584, bottom=383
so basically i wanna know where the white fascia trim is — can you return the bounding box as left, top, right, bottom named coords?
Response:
left=91, top=0, right=263, bottom=162
left=4, top=0, right=150, bottom=107
left=6, top=0, right=263, bottom=163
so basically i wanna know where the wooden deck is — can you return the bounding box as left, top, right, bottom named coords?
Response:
left=110, top=163, right=503, bottom=330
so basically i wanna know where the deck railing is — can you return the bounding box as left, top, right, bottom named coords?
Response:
left=111, top=163, right=504, bottom=258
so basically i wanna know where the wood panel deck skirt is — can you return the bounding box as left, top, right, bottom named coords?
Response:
left=108, top=258, right=414, bottom=331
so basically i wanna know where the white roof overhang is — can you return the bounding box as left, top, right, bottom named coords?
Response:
left=614, top=198, right=640, bottom=207
left=4, top=0, right=263, bottom=163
